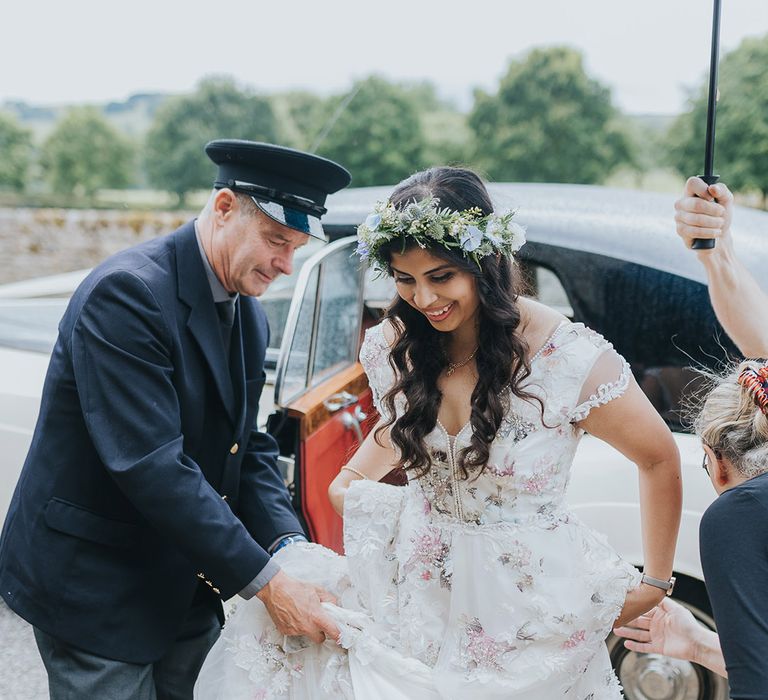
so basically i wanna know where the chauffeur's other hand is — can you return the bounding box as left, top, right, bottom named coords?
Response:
left=256, top=569, right=340, bottom=644
left=674, top=177, right=734, bottom=258
left=614, top=597, right=700, bottom=662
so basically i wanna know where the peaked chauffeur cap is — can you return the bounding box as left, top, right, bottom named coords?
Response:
left=205, top=139, right=351, bottom=241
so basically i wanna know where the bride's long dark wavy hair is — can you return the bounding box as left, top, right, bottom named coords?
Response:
left=375, top=167, right=541, bottom=478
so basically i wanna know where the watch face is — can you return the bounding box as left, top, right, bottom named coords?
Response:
left=666, top=576, right=677, bottom=596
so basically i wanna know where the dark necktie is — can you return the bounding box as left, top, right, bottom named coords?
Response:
left=215, top=299, right=235, bottom=358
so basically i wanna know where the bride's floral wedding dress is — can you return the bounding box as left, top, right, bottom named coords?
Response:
left=195, top=321, right=641, bottom=699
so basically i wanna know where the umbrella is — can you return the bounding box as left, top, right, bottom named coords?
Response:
left=692, top=0, right=722, bottom=250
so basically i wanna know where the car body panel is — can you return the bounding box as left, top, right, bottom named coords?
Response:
left=569, top=433, right=711, bottom=581
left=0, top=347, right=49, bottom=519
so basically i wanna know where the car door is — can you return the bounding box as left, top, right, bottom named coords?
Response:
left=268, top=236, right=374, bottom=555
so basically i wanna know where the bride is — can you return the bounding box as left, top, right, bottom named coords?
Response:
left=195, top=167, right=682, bottom=699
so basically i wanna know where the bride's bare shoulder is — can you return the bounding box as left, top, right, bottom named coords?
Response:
left=380, top=318, right=401, bottom=347
left=516, top=297, right=569, bottom=351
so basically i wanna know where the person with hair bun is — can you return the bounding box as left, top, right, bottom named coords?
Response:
left=196, top=167, right=682, bottom=699
left=616, top=359, right=768, bottom=697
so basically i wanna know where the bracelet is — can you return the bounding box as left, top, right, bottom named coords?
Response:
left=641, top=573, right=676, bottom=596
left=340, top=466, right=368, bottom=480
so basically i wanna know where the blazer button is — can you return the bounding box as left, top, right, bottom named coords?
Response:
left=212, top=587, right=221, bottom=594
left=230, top=443, right=239, bottom=455
left=197, top=572, right=206, bottom=580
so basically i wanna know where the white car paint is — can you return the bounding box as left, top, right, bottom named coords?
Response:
left=0, top=347, right=50, bottom=520
left=569, top=433, right=715, bottom=581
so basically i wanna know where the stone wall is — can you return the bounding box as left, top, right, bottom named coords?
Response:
left=0, top=208, right=193, bottom=285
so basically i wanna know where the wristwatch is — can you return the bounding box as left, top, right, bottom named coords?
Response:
left=641, top=573, right=676, bottom=596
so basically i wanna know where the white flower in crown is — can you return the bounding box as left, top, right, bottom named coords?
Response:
left=506, top=220, right=526, bottom=253
left=364, top=213, right=382, bottom=231
left=484, top=219, right=504, bottom=247
left=460, top=225, right=484, bottom=252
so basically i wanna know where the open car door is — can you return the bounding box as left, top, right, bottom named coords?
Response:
left=268, top=237, right=373, bottom=554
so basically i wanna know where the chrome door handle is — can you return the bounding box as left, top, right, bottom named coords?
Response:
left=341, top=410, right=364, bottom=443
left=353, top=405, right=367, bottom=423
left=323, top=391, right=358, bottom=412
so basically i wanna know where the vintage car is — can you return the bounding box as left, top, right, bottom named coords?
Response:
left=1, top=183, right=766, bottom=699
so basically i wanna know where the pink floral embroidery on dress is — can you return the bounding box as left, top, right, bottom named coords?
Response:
left=459, top=615, right=517, bottom=672
left=562, top=629, right=587, bottom=649
left=404, top=527, right=452, bottom=589
left=488, top=455, right=515, bottom=477
left=541, top=342, right=556, bottom=357
left=521, top=457, right=558, bottom=495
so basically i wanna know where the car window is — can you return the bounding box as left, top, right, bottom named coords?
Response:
left=261, top=238, right=324, bottom=353
left=312, top=243, right=365, bottom=384
left=278, top=265, right=319, bottom=403
left=519, top=262, right=573, bottom=317
left=633, top=365, right=706, bottom=432
left=275, top=237, right=363, bottom=406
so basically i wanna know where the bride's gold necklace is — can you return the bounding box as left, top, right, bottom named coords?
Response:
left=445, top=346, right=479, bottom=376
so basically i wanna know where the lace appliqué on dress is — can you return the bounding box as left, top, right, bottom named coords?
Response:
left=569, top=357, right=631, bottom=424
left=358, top=324, right=397, bottom=420
left=497, top=393, right=538, bottom=442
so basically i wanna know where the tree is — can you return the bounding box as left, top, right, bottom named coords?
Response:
left=40, top=107, right=135, bottom=197
left=0, top=112, right=33, bottom=191
left=468, top=46, right=632, bottom=183
left=314, top=76, right=426, bottom=187
left=402, top=82, right=471, bottom=167
left=270, top=91, right=333, bottom=152
left=667, top=35, right=768, bottom=205
left=145, top=77, right=278, bottom=204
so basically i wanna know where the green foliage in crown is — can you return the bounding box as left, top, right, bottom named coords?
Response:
left=355, top=196, right=526, bottom=274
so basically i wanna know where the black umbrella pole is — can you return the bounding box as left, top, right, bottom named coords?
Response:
left=693, top=0, right=722, bottom=250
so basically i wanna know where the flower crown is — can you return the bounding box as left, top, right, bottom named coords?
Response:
left=355, top=196, right=526, bottom=273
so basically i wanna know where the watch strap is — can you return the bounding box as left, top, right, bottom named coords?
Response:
left=641, top=573, right=676, bottom=596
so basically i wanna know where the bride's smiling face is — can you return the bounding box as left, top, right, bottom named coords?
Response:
left=390, top=247, right=480, bottom=333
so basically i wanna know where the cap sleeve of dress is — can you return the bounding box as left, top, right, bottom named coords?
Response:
left=560, top=324, right=632, bottom=424
left=359, top=323, right=397, bottom=420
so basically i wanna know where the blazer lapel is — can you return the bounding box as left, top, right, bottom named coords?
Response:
left=174, top=222, right=236, bottom=422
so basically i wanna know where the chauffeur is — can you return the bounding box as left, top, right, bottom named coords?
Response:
left=0, top=140, right=351, bottom=699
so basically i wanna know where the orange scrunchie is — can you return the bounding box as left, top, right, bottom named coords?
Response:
left=737, top=364, right=768, bottom=415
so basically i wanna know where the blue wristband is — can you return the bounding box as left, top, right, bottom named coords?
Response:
left=272, top=534, right=307, bottom=554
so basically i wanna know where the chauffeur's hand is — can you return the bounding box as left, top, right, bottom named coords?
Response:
left=614, top=597, right=700, bottom=662
left=256, top=569, right=340, bottom=644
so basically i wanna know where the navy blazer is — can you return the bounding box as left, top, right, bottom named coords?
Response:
left=0, top=221, right=302, bottom=663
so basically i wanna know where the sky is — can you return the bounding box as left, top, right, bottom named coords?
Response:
left=3, top=0, right=767, bottom=115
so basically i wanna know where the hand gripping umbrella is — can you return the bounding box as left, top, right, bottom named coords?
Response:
left=692, top=0, right=722, bottom=250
